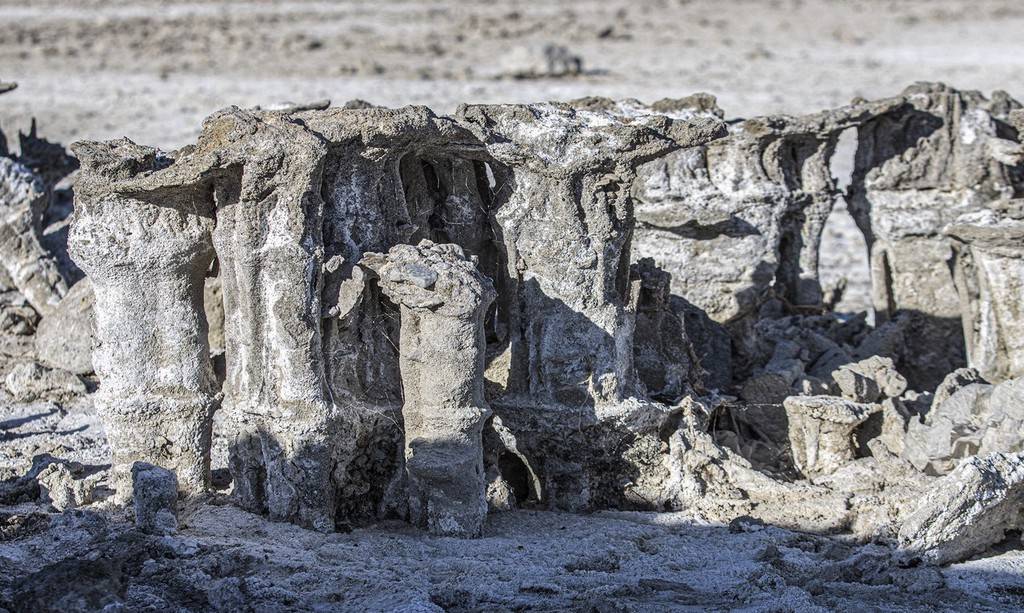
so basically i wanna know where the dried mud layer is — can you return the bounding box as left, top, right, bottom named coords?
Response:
left=3, top=1, right=1024, bottom=612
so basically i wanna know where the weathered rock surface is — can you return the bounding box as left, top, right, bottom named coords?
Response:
left=631, top=257, right=699, bottom=401
left=0, top=268, right=39, bottom=335
left=46, top=89, right=1024, bottom=552
left=931, top=367, right=987, bottom=409
left=661, top=398, right=855, bottom=533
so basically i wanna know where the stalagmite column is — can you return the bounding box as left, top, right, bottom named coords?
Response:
left=71, top=108, right=339, bottom=529
left=783, top=395, right=880, bottom=478
left=947, top=202, right=1024, bottom=382
left=68, top=138, right=217, bottom=497
left=363, top=240, right=495, bottom=537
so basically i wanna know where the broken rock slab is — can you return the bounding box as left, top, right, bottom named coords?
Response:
left=32, top=278, right=94, bottom=375
left=784, top=395, right=879, bottom=478
left=904, top=376, right=1024, bottom=475
left=4, top=361, right=85, bottom=403
left=899, top=451, right=1024, bottom=565
left=0, top=156, right=69, bottom=316
left=931, top=367, right=987, bottom=410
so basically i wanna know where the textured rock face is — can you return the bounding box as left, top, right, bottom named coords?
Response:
left=63, top=100, right=726, bottom=529
left=849, top=83, right=1023, bottom=388
left=947, top=201, right=1024, bottom=382
left=899, top=452, right=1024, bottom=565
left=68, top=137, right=218, bottom=499
left=364, top=240, right=495, bottom=537
left=455, top=100, right=723, bottom=511
left=300, top=105, right=479, bottom=407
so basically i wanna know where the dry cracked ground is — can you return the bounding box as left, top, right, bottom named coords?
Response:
left=3, top=0, right=1024, bottom=611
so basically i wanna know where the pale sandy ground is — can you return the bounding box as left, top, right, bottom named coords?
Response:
left=3, top=1, right=1024, bottom=610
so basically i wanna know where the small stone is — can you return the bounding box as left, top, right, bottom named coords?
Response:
left=36, top=462, right=94, bottom=511
left=131, top=462, right=178, bottom=535
left=832, top=356, right=907, bottom=402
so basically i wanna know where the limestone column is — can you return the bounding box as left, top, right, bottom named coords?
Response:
left=68, top=138, right=217, bottom=498
left=947, top=203, right=1024, bottom=382
left=363, top=240, right=495, bottom=537
left=197, top=110, right=337, bottom=532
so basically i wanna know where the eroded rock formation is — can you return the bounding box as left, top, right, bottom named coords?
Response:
left=45, top=83, right=1024, bottom=561
left=849, top=83, right=1023, bottom=389
left=947, top=200, right=1024, bottom=382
